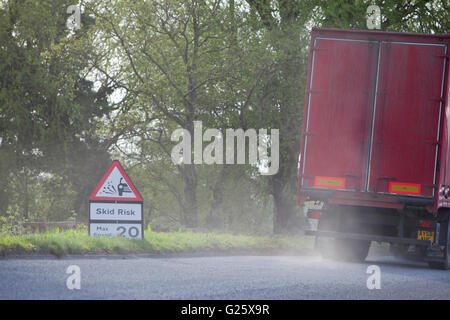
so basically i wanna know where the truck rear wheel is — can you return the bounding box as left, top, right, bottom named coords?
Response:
left=428, top=260, right=448, bottom=270
left=428, top=246, right=449, bottom=270
left=333, top=239, right=371, bottom=262
left=428, top=212, right=449, bottom=270
left=389, top=244, right=408, bottom=258
left=427, top=245, right=449, bottom=270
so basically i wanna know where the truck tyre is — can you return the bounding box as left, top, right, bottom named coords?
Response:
left=428, top=212, right=449, bottom=270
left=428, top=259, right=448, bottom=270
left=333, top=239, right=371, bottom=262
left=428, top=241, right=449, bottom=270
left=427, top=241, right=449, bottom=270
left=317, top=237, right=335, bottom=260
left=389, top=244, right=408, bottom=258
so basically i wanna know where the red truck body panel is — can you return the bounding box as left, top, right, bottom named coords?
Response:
left=298, top=28, right=450, bottom=213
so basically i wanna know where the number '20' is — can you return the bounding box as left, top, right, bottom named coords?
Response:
left=117, top=226, right=139, bottom=238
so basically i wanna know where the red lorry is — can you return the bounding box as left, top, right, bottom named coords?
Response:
left=298, top=28, right=450, bottom=269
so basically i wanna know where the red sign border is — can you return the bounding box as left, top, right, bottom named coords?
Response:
left=89, top=160, right=143, bottom=201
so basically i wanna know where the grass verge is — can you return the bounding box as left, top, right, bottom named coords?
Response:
left=0, top=228, right=314, bottom=258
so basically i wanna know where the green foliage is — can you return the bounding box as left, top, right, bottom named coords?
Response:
left=1, top=0, right=448, bottom=236
left=0, top=0, right=114, bottom=223
left=0, top=214, right=29, bottom=236
left=0, top=228, right=313, bottom=257
left=314, top=0, right=449, bottom=33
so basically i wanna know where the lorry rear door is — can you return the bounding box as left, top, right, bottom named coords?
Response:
left=367, top=42, right=447, bottom=197
left=300, top=38, right=379, bottom=191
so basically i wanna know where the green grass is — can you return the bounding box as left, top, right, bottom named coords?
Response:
left=0, top=228, right=314, bottom=258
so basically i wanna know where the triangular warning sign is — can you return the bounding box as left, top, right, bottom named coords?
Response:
left=90, top=160, right=143, bottom=201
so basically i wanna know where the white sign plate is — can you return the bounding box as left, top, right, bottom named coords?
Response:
left=89, top=202, right=142, bottom=221
left=89, top=223, right=143, bottom=239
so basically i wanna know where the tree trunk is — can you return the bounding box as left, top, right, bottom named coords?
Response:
left=244, top=2, right=306, bottom=234
left=182, top=163, right=198, bottom=228
left=206, top=165, right=231, bottom=229
left=272, top=190, right=297, bottom=234
left=270, top=28, right=304, bottom=234
left=271, top=163, right=299, bottom=234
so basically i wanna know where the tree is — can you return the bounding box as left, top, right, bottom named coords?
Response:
left=316, top=0, right=449, bottom=33
left=0, top=0, right=115, bottom=221
left=86, top=0, right=272, bottom=228
left=243, top=0, right=314, bottom=233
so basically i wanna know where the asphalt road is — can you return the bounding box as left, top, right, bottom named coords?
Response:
left=1, top=249, right=450, bottom=300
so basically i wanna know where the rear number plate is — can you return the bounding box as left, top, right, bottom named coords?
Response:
left=417, top=230, right=434, bottom=242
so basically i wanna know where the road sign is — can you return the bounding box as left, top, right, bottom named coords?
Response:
left=89, top=160, right=144, bottom=240
left=89, top=202, right=142, bottom=221
left=90, top=160, right=143, bottom=201
left=89, top=223, right=143, bottom=239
